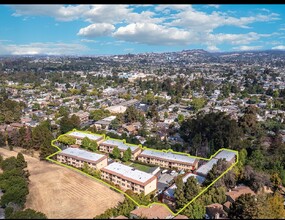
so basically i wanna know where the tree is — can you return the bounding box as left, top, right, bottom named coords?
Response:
left=94, top=197, right=136, bottom=219
left=164, top=111, right=169, bottom=119
left=57, top=135, right=76, bottom=145
left=81, top=137, right=91, bottom=149
left=270, top=173, right=282, bottom=192
left=5, top=207, right=14, bottom=219
left=32, top=120, right=55, bottom=160
left=191, top=97, right=206, bottom=112
left=90, top=109, right=111, bottom=121
left=0, top=99, right=24, bottom=124
left=58, top=106, right=70, bottom=117
left=32, top=121, right=53, bottom=150
left=248, top=150, right=265, bottom=171
left=180, top=112, right=243, bottom=157
left=16, top=153, right=27, bottom=169
left=16, top=127, right=32, bottom=149
left=192, top=133, right=202, bottom=156
left=70, top=114, right=81, bottom=129
left=177, top=114, right=185, bottom=125
left=0, top=156, right=29, bottom=209
left=112, top=146, right=121, bottom=159
left=0, top=132, right=5, bottom=147
left=7, top=209, right=47, bottom=219
left=184, top=176, right=200, bottom=201
left=174, top=176, right=187, bottom=209
left=124, top=106, right=140, bottom=123
left=146, top=105, right=159, bottom=122
left=110, top=118, right=120, bottom=130
left=122, top=147, right=132, bottom=162
left=89, top=140, right=98, bottom=152
left=204, top=159, right=229, bottom=186
left=182, top=199, right=205, bottom=219
left=238, top=105, right=260, bottom=136
left=259, top=193, right=285, bottom=219
left=201, top=186, right=227, bottom=205
left=59, top=114, right=80, bottom=134
left=228, top=193, right=259, bottom=219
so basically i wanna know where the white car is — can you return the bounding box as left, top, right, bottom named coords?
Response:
left=161, top=169, right=168, bottom=174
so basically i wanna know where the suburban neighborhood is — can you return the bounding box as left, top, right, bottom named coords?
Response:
left=0, top=4, right=285, bottom=217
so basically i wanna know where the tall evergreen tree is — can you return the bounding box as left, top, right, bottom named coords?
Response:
left=184, top=176, right=200, bottom=202
left=174, top=176, right=187, bottom=209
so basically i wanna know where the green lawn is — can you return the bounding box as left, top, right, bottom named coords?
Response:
left=123, top=161, right=132, bottom=165
left=130, top=163, right=152, bottom=172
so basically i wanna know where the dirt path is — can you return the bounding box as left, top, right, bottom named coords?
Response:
left=0, top=148, right=124, bottom=219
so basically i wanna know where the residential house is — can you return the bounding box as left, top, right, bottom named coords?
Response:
left=94, top=115, right=116, bottom=130
left=226, top=185, right=256, bottom=204
left=74, top=110, right=90, bottom=125
left=205, top=203, right=227, bottom=219
left=129, top=204, right=173, bottom=219
left=106, top=105, right=127, bottom=114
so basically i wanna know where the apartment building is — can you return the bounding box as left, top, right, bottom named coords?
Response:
left=99, top=139, right=142, bottom=160
left=195, top=150, right=237, bottom=177
left=214, top=150, right=236, bottom=164
left=138, top=149, right=199, bottom=171
left=195, top=158, right=219, bottom=177
left=57, top=147, right=108, bottom=170
left=67, top=131, right=104, bottom=145
left=101, top=162, right=157, bottom=195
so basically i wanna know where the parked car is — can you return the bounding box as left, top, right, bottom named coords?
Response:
left=161, top=169, right=168, bottom=174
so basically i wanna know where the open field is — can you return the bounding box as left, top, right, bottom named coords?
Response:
left=0, top=147, right=124, bottom=219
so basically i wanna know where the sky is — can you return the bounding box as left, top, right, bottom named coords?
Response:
left=0, top=4, right=285, bottom=55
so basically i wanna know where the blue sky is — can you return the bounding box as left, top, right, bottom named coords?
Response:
left=0, top=4, right=285, bottom=55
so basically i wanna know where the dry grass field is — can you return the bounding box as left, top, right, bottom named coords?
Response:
left=0, top=147, right=124, bottom=219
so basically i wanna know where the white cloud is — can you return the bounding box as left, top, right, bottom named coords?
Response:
left=232, top=45, right=263, bottom=51
left=272, top=45, right=285, bottom=50
left=84, top=5, right=130, bottom=23
left=11, top=5, right=90, bottom=21
left=80, top=39, right=97, bottom=43
left=77, top=23, right=115, bottom=37
left=207, top=45, right=220, bottom=51
left=206, top=32, right=272, bottom=45
left=113, top=23, right=192, bottom=45
left=7, top=4, right=281, bottom=48
left=0, top=42, right=87, bottom=55
left=167, top=8, right=280, bottom=32
left=155, top=5, right=192, bottom=12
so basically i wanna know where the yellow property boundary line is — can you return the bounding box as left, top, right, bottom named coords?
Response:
left=46, top=129, right=239, bottom=216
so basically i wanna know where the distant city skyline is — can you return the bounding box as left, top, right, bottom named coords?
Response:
left=0, top=4, right=285, bottom=55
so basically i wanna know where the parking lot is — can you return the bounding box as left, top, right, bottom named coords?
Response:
left=157, top=171, right=179, bottom=191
